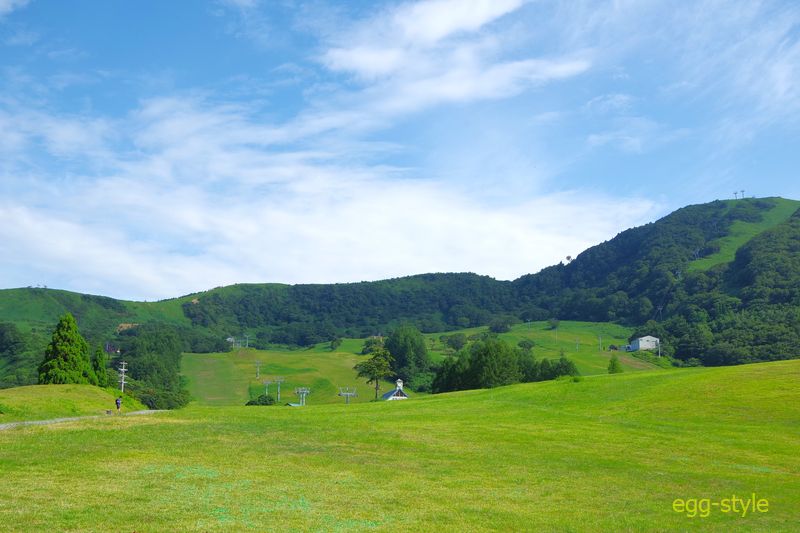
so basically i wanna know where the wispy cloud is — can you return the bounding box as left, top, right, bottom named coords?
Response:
left=0, top=0, right=30, bottom=18
left=3, top=0, right=798, bottom=299
left=585, top=93, right=633, bottom=114
left=319, top=0, right=589, bottom=118
left=0, top=94, right=656, bottom=300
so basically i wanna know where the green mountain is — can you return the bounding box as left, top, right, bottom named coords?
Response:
left=2, top=196, right=799, bottom=390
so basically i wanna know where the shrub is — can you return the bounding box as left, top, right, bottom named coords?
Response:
left=245, top=394, right=276, bottom=406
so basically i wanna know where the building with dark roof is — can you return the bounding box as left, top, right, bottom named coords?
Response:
left=381, top=379, right=409, bottom=401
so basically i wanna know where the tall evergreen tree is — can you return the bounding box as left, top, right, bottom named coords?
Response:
left=38, top=313, right=97, bottom=385
left=92, top=346, right=110, bottom=387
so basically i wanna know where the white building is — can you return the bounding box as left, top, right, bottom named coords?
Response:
left=629, top=336, right=660, bottom=351
left=381, top=379, right=409, bottom=401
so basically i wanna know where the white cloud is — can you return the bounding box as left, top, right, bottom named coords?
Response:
left=0, top=0, right=29, bottom=18
left=586, top=117, right=689, bottom=154
left=392, top=0, right=525, bottom=44
left=11, top=0, right=800, bottom=301
left=3, top=28, right=38, bottom=46
left=315, top=0, right=590, bottom=135
left=0, top=95, right=659, bottom=300
left=585, top=93, right=633, bottom=113
left=218, top=0, right=258, bottom=10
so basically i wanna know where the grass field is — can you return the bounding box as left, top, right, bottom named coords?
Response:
left=689, top=197, right=800, bottom=271
left=0, top=360, right=797, bottom=531
left=183, top=346, right=396, bottom=406
left=183, top=321, right=657, bottom=406
left=0, top=384, right=143, bottom=423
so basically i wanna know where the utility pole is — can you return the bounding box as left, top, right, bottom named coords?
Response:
left=295, top=387, right=310, bottom=406
left=118, top=361, right=128, bottom=393
left=741, top=189, right=745, bottom=199
left=244, top=334, right=249, bottom=348
left=274, top=376, right=285, bottom=403
left=598, top=336, right=602, bottom=352
left=263, top=379, right=274, bottom=397
left=255, top=360, right=261, bottom=379
left=575, top=338, right=579, bottom=351
left=338, top=387, right=357, bottom=405
left=734, top=191, right=738, bottom=199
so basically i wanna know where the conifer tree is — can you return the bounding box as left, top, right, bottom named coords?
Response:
left=38, top=313, right=97, bottom=385
left=92, top=346, right=110, bottom=387
left=608, top=354, right=624, bottom=374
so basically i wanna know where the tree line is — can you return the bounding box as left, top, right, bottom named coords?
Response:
left=181, top=198, right=800, bottom=367
left=353, top=324, right=581, bottom=397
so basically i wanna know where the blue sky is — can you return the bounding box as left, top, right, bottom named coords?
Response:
left=1, top=0, right=799, bottom=300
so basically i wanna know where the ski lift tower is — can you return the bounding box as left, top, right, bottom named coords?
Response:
left=274, top=376, right=285, bottom=402
left=338, top=386, right=357, bottom=405
left=294, top=387, right=310, bottom=406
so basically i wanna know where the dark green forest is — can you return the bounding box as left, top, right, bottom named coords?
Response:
left=1, top=197, right=799, bottom=405
left=180, top=198, right=800, bottom=367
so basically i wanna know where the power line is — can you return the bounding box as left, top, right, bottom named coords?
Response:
left=118, top=361, right=128, bottom=393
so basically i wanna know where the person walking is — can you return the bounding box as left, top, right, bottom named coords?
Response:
left=115, top=397, right=122, bottom=414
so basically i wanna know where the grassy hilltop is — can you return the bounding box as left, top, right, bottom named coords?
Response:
left=0, top=384, right=144, bottom=423
left=1, top=360, right=797, bottom=531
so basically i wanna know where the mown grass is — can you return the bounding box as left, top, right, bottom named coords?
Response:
left=0, top=384, right=144, bottom=422
left=183, top=321, right=655, bottom=407
left=183, top=347, right=396, bottom=406
left=689, top=197, right=800, bottom=271
left=1, top=360, right=797, bottom=531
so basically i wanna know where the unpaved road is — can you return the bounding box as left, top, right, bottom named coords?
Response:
left=0, top=410, right=164, bottom=431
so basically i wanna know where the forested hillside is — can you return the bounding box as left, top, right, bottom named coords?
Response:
left=1, top=197, right=799, bottom=399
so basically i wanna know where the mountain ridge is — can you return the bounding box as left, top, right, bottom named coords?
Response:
left=1, top=196, right=799, bottom=390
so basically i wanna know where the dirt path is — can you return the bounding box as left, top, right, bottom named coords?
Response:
left=0, top=410, right=164, bottom=431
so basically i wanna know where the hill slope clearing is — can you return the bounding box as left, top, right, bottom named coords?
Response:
left=1, top=360, right=797, bottom=531
left=182, top=345, right=398, bottom=406
left=688, top=197, right=800, bottom=271
left=182, top=321, right=659, bottom=406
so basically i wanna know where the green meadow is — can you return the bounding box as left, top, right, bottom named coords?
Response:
left=183, top=321, right=656, bottom=407
left=182, top=345, right=392, bottom=406
left=1, top=360, right=798, bottom=531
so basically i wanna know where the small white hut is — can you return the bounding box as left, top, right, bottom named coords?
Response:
left=382, top=379, right=409, bottom=401
left=630, top=336, right=659, bottom=351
